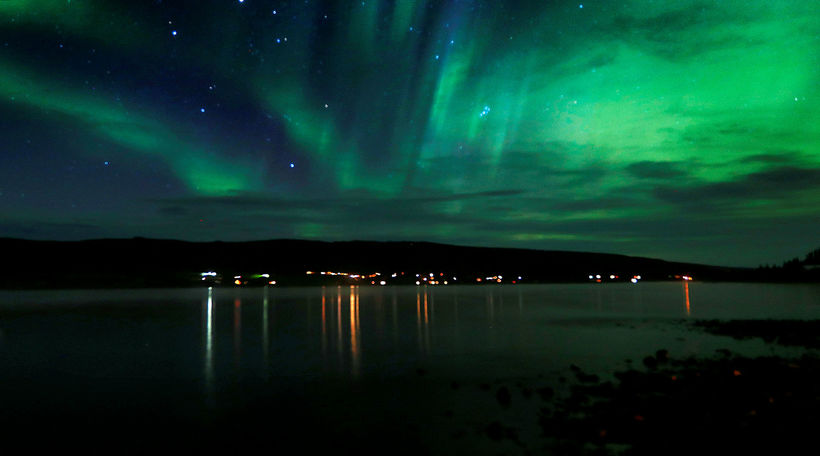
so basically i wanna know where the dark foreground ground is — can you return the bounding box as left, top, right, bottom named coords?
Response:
left=2, top=320, right=817, bottom=454
left=528, top=320, right=820, bottom=455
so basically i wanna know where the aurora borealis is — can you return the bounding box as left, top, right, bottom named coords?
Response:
left=1, top=1, right=817, bottom=266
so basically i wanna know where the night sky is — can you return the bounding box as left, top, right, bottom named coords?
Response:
left=1, top=1, right=818, bottom=266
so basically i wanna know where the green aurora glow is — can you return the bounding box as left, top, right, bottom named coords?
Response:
left=0, top=0, right=817, bottom=265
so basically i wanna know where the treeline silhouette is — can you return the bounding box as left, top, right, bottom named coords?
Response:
left=756, top=246, right=820, bottom=277
left=0, top=238, right=816, bottom=289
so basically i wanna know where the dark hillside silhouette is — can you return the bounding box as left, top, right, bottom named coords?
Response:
left=0, top=238, right=815, bottom=289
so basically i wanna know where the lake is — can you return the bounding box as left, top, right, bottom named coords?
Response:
left=0, top=283, right=817, bottom=453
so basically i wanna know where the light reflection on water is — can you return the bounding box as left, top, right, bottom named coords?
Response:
left=0, top=282, right=818, bottom=453
left=2, top=282, right=818, bottom=408
left=203, top=287, right=214, bottom=396
left=189, top=282, right=819, bottom=393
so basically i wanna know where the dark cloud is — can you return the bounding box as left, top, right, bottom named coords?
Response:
left=0, top=220, right=105, bottom=240
left=745, top=152, right=803, bottom=164
left=154, top=189, right=527, bottom=211
left=156, top=206, right=189, bottom=217
left=605, top=2, right=752, bottom=59
left=679, top=119, right=809, bottom=150
left=653, top=166, right=820, bottom=204
left=626, top=161, right=687, bottom=179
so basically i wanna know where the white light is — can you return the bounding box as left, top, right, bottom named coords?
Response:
left=589, top=275, right=594, bottom=279
left=631, top=278, right=638, bottom=284
left=261, top=274, right=270, bottom=278
left=415, top=281, right=420, bottom=285
left=518, top=276, right=522, bottom=280
left=595, top=275, right=601, bottom=279
left=636, top=275, right=641, bottom=280
left=379, top=281, right=386, bottom=286
left=234, top=276, right=241, bottom=279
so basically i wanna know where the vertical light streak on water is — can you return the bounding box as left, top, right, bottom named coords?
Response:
left=453, top=290, right=460, bottom=348
left=593, top=286, right=603, bottom=312
left=262, top=287, right=269, bottom=378
left=453, top=290, right=459, bottom=328
left=684, top=281, right=691, bottom=316
left=321, top=287, right=327, bottom=359
left=349, top=286, right=360, bottom=379
left=430, top=287, right=435, bottom=326
left=205, top=287, right=214, bottom=398
left=518, top=288, right=523, bottom=316
left=391, top=291, right=398, bottom=346
left=374, top=291, right=384, bottom=345
left=233, top=298, right=242, bottom=370
left=336, top=286, right=343, bottom=368
left=416, top=289, right=422, bottom=353
left=356, top=286, right=361, bottom=335
left=488, top=289, right=495, bottom=324
left=423, top=288, right=430, bottom=354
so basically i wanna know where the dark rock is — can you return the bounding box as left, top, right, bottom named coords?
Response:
left=496, top=386, right=512, bottom=408
left=484, top=421, right=519, bottom=443
left=537, top=386, right=555, bottom=401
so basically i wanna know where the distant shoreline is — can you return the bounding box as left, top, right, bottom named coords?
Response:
left=2, top=237, right=816, bottom=290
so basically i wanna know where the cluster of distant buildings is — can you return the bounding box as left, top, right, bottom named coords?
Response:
left=200, top=269, right=696, bottom=287
left=199, top=270, right=527, bottom=287
left=587, top=273, right=693, bottom=284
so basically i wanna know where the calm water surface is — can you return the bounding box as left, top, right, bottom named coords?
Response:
left=0, top=283, right=817, bottom=452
